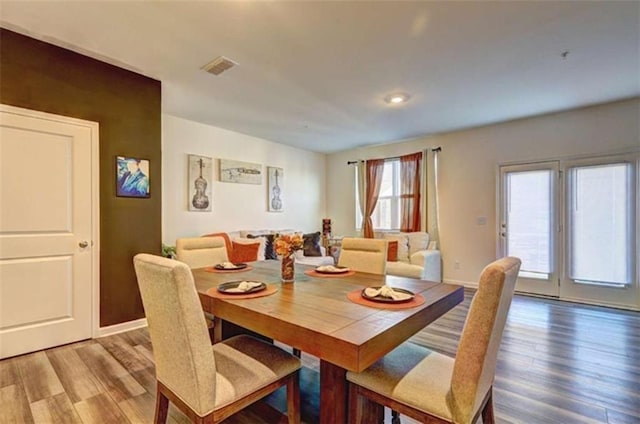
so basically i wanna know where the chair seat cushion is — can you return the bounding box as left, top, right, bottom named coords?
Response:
left=212, top=335, right=301, bottom=411
left=386, top=261, right=423, bottom=279
left=347, top=342, right=454, bottom=421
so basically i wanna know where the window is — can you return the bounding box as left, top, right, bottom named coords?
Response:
left=356, top=159, right=401, bottom=230
left=569, top=162, right=632, bottom=286
left=505, top=169, right=553, bottom=280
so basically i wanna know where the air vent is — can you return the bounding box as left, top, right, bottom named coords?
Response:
left=202, top=56, right=238, bottom=75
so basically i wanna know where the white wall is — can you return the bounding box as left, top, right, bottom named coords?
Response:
left=162, top=114, right=326, bottom=244
left=327, top=98, right=640, bottom=285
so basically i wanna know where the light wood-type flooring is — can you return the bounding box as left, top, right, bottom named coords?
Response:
left=1, top=289, right=638, bottom=423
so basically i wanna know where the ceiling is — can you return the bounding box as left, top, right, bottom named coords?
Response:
left=1, top=1, right=638, bottom=154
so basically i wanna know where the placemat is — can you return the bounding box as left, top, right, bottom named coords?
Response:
left=204, top=265, right=253, bottom=273
left=346, top=289, right=425, bottom=309
left=304, top=269, right=357, bottom=278
left=206, top=284, right=278, bottom=299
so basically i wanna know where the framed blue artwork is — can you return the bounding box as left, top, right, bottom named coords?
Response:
left=116, top=156, right=150, bottom=198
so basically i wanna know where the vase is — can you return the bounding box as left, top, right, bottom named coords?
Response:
left=281, top=253, right=295, bottom=283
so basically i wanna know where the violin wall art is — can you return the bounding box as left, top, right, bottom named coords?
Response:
left=268, top=166, right=284, bottom=212
left=188, top=154, right=213, bottom=212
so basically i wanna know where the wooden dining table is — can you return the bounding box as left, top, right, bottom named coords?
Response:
left=193, top=260, right=464, bottom=424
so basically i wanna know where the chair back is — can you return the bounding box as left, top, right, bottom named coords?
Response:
left=338, top=238, right=388, bottom=274
left=447, top=256, right=521, bottom=424
left=176, top=236, right=229, bottom=269
left=133, top=254, right=216, bottom=415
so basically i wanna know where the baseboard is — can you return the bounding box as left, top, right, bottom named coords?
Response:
left=444, top=278, right=478, bottom=289
left=97, top=318, right=148, bottom=338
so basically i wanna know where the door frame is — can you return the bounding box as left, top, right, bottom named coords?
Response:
left=497, top=149, right=640, bottom=310
left=1, top=104, right=100, bottom=338
left=560, top=153, right=639, bottom=309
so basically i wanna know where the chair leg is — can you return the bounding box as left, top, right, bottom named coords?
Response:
left=481, top=389, right=495, bottom=424
left=287, top=372, right=301, bottom=424
left=154, top=385, right=169, bottom=424
left=348, top=383, right=361, bottom=424
left=391, top=409, right=401, bottom=424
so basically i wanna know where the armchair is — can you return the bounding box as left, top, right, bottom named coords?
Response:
left=383, top=232, right=442, bottom=282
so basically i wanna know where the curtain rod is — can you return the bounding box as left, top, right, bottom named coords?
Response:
left=347, top=147, right=441, bottom=165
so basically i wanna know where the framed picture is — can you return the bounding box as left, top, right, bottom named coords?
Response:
left=267, top=166, right=284, bottom=212
left=116, top=156, right=150, bottom=198
left=188, top=154, right=213, bottom=212
left=219, top=159, right=262, bottom=184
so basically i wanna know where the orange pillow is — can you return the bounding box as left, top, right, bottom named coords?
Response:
left=387, top=240, right=398, bottom=262
left=230, top=241, right=259, bottom=263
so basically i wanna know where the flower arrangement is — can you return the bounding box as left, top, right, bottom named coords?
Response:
left=274, top=233, right=304, bottom=257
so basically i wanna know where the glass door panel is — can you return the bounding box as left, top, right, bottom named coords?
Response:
left=562, top=156, right=638, bottom=308
left=499, top=162, right=560, bottom=296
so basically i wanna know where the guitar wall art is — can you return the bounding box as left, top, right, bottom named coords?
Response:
left=188, top=154, right=213, bottom=212
left=268, top=166, right=284, bottom=212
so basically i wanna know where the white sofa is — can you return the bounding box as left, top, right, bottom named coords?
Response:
left=381, top=232, right=442, bottom=282
left=228, top=229, right=334, bottom=267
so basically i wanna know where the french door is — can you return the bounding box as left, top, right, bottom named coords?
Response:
left=499, top=154, right=639, bottom=309
left=499, top=162, right=561, bottom=297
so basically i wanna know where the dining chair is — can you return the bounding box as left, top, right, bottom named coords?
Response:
left=338, top=237, right=388, bottom=274
left=133, top=253, right=301, bottom=424
left=176, top=236, right=229, bottom=269
left=346, top=256, right=521, bottom=424
left=176, top=236, right=230, bottom=343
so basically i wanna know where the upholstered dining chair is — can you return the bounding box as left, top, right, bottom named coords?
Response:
left=346, top=256, right=521, bottom=424
left=338, top=237, right=388, bottom=275
left=176, top=236, right=229, bottom=269
left=176, top=236, right=230, bottom=343
left=134, top=254, right=301, bottom=424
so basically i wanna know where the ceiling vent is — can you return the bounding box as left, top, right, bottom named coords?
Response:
left=202, top=56, right=238, bottom=75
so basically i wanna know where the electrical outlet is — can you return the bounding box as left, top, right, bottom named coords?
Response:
left=454, top=261, right=460, bottom=270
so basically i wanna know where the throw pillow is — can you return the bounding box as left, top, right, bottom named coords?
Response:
left=407, top=232, right=430, bottom=256
left=248, top=233, right=278, bottom=260
left=234, top=237, right=266, bottom=260
left=383, top=233, right=410, bottom=262
left=387, top=240, right=398, bottom=262
left=230, top=241, right=259, bottom=262
left=303, top=232, right=322, bottom=257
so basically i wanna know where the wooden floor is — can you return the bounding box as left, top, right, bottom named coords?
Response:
left=1, top=289, right=638, bottom=424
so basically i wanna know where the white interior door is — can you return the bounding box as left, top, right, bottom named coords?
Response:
left=0, top=105, right=98, bottom=359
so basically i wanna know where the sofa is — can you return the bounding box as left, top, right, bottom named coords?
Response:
left=381, top=232, right=442, bottom=282
left=204, top=229, right=335, bottom=267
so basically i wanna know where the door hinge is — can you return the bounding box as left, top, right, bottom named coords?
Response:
left=559, top=170, right=563, bottom=178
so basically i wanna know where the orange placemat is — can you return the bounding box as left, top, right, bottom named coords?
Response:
left=206, top=284, right=278, bottom=300
left=204, top=265, right=253, bottom=273
left=304, top=269, right=357, bottom=278
left=347, top=289, right=425, bottom=309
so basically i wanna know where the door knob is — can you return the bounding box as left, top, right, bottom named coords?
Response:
left=79, top=241, right=89, bottom=248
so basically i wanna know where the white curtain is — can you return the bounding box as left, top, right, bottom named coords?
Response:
left=425, top=148, right=441, bottom=247
left=356, top=161, right=366, bottom=233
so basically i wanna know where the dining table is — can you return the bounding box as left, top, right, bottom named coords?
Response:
left=193, top=260, right=464, bottom=424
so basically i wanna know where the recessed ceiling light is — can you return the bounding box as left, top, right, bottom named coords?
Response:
left=384, top=93, right=411, bottom=104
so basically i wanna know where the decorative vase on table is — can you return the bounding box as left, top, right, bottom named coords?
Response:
left=281, top=253, right=295, bottom=283
left=275, top=233, right=304, bottom=283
